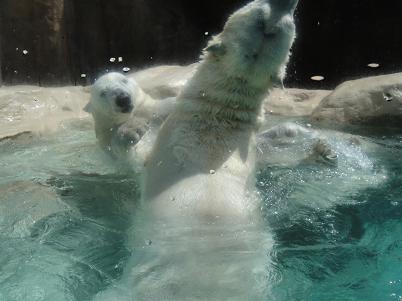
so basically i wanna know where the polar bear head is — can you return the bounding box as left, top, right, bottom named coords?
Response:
left=85, top=72, right=139, bottom=124
left=203, top=0, right=298, bottom=87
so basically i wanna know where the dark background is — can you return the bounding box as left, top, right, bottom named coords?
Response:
left=0, top=0, right=401, bottom=89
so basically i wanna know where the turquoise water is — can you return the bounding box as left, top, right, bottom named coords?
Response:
left=257, top=127, right=402, bottom=301
left=0, top=119, right=401, bottom=300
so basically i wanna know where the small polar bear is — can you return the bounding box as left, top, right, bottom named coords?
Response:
left=84, top=72, right=175, bottom=169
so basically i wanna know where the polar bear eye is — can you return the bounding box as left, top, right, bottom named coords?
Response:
left=100, top=91, right=107, bottom=98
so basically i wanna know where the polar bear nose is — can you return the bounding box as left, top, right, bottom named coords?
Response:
left=115, top=93, right=133, bottom=113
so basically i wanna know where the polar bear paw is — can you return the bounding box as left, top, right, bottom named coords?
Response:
left=116, top=121, right=150, bottom=147
left=307, top=139, right=338, bottom=166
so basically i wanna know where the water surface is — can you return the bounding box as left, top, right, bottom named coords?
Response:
left=0, top=119, right=401, bottom=300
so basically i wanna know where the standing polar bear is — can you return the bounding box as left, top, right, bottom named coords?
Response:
left=93, top=0, right=299, bottom=300
left=143, top=0, right=298, bottom=219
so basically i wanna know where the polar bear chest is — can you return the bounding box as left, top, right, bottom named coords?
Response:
left=143, top=115, right=258, bottom=217
left=149, top=116, right=256, bottom=175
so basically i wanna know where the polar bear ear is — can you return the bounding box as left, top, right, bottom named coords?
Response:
left=83, top=102, right=92, bottom=113
left=205, top=42, right=227, bottom=57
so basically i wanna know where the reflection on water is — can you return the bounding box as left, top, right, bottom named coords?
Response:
left=0, top=119, right=401, bottom=300
left=94, top=220, right=274, bottom=301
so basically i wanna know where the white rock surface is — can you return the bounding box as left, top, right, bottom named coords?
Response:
left=265, top=88, right=330, bottom=117
left=130, top=64, right=198, bottom=99
left=312, top=73, right=402, bottom=126
left=0, top=85, right=90, bottom=139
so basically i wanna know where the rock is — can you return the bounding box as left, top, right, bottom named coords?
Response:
left=312, top=73, right=402, bottom=127
left=130, top=64, right=198, bottom=99
left=265, top=88, right=330, bottom=117
left=0, top=85, right=90, bottom=139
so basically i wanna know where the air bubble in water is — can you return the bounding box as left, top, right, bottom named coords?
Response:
left=122, top=67, right=130, bottom=72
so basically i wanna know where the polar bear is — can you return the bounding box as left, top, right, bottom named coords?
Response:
left=93, top=1, right=299, bottom=300
left=143, top=0, right=299, bottom=219
left=85, top=72, right=176, bottom=169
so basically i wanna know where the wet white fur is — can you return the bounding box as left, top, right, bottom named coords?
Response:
left=86, top=72, right=175, bottom=169
left=143, top=0, right=297, bottom=220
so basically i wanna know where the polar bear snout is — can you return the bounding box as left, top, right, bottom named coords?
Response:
left=114, top=90, right=134, bottom=113
left=88, top=72, right=139, bottom=115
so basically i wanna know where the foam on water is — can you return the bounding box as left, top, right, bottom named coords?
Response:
left=0, top=119, right=401, bottom=301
